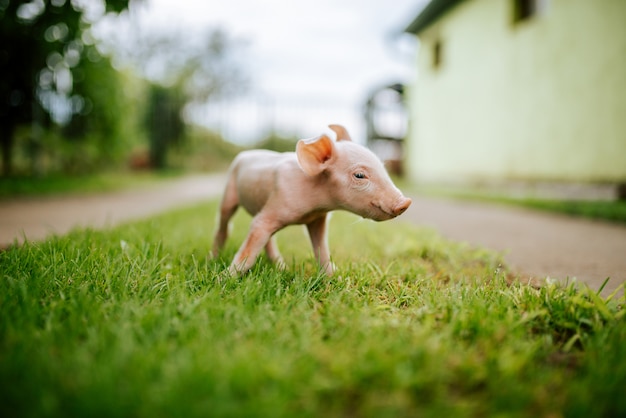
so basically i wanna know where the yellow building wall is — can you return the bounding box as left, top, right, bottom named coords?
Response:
left=406, top=0, right=626, bottom=184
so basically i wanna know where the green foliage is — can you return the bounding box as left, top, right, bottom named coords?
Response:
left=4, top=67, right=145, bottom=176
left=144, top=84, right=186, bottom=169
left=59, top=59, right=146, bottom=173
left=0, top=131, right=238, bottom=198
left=11, top=66, right=147, bottom=176
left=112, top=28, right=248, bottom=171
left=0, top=0, right=132, bottom=175
left=414, top=185, right=626, bottom=224
left=1, top=1, right=246, bottom=177
left=168, top=127, right=245, bottom=172
left=0, top=171, right=178, bottom=199
left=254, top=132, right=299, bottom=153
left=478, top=197, right=626, bottom=224
left=517, top=198, right=626, bottom=224
left=1, top=203, right=624, bottom=417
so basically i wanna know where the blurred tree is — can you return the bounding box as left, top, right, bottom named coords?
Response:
left=144, top=84, right=185, bottom=170
left=108, top=28, right=248, bottom=169
left=59, top=49, right=145, bottom=173
left=0, top=0, right=132, bottom=176
left=113, top=28, right=247, bottom=106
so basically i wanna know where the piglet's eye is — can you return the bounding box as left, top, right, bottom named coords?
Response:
left=354, top=172, right=366, bottom=179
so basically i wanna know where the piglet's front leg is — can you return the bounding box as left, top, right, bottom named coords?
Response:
left=229, top=215, right=281, bottom=275
left=306, top=214, right=334, bottom=276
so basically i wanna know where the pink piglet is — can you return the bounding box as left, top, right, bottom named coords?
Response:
left=212, top=124, right=412, bottom=276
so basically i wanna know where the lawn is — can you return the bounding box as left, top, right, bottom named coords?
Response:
left=508, top=198, right=626, bottom=224
left=0, top=171, right=183, bottom=200
left=1, top=201, right=624, bottom=417
left=412, top=184, right=626, bottom=224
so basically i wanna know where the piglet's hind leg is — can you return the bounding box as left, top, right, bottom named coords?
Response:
left=265, top=236, right=286, bottom=269
left=212, top=177, right=239, bottom=258
left=307, top=214, right=334, bottom=275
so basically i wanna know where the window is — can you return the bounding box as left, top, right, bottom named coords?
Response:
left=432, top=39, right=443, bottom=69
left=512, top=0, right=548, bottom=24
left=513, top=0, right=535, bottom=22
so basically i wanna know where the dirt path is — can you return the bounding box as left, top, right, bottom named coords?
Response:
left=402, top=197, right=626, bottom=297
left=1, top=174, right=624, bottom=296
left=0, top=174, right=227, bottom=246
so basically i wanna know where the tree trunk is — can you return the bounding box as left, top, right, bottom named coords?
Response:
left=1, top=126, right=14, bottom=177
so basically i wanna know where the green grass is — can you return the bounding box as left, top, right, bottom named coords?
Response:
left=412, top=184, right=626, bottom=224
left=509, top=198, right=626, bottom=224
left=0, top=171, right=185, bottom=199
left=1, top=202, right=625, bottom=417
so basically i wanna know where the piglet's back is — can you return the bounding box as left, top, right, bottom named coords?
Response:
left=232, top=150, right=295, bottom=215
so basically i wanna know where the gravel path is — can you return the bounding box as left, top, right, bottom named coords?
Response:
left=1, top=173, right=624, bottom=296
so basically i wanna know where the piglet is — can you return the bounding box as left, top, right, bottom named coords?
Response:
left=212, top=124, right=412, bottom=276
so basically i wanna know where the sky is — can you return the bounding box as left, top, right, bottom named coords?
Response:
left=95, top=0, right=427, bottom=144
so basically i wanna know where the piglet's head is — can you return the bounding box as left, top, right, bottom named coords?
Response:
left=296, top=124, right=412, bottom=221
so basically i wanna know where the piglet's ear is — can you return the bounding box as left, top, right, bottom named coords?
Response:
left=296, top=134, right=335, bottom=176
left=329, top=124, right=352, bottom=142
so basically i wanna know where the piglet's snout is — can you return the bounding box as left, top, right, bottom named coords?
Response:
left=392, top=196, right=412, bottom=217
